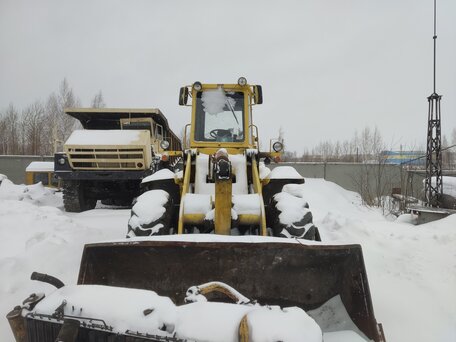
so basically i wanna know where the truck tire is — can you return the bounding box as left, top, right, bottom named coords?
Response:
left=127, top=190, right=172, bottom=237
left=62, top=180, right=96, bottom=213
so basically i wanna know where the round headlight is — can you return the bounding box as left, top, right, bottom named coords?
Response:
left=193, top=81, right=202, bottom=91
left=238, top=77, right=247, bottom=86
left=272, top=141, right=284, bottom=152
left=160, top=140, right=170, bottom=150
left=58, top=158, right=66, bottom=165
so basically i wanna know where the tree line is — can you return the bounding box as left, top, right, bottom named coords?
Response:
left=0, top=79, right=105, bottom=156
left=284, top=126, right=456, bottom=168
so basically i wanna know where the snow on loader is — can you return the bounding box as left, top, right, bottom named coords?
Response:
left=7, top=78, right=385, bottom=341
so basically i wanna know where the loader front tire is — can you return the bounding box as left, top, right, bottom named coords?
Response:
left=127, top=190, right=173, bottom=237
left=62, top=180, right=96, bottom=213
left=269, top=192, right=321, bottom=241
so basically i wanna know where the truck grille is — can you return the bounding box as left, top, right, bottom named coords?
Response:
left=67, top=148, right=146, bottom=170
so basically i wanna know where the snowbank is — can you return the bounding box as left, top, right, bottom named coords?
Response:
left=442, top=176, right=456, bottom=197
left=1, top=177, right=455, bottom=341
left=0, top=179, right=63, bottom=208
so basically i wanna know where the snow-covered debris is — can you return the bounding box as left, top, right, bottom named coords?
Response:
left=25, top=161, right=54, bottom=172
left=32, top=285, right=177, bottom=335
left=0, top=179, right=63, bottom=208
left=175, top=301, right=322, bottom=342
left=29, top=283, right=324, bottom=342
left=142, top=168, right=176, bottom=184
left=246, top=306, right=322, bottom=342
left=185, top=281, right=251, bottom=304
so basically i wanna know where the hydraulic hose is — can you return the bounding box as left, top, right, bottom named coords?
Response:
left=31, top=272, right=65, bottom=289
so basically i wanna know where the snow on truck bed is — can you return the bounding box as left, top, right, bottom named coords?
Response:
left=0, top=178, right=455, bottom=341
left=65, top=129, right=144, bottom=145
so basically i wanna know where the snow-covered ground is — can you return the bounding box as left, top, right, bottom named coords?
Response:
left=0, top=178, right=455, bottom=341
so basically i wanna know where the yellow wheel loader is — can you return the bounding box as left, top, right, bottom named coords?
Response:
left=7, top=79, right=385, bottom=341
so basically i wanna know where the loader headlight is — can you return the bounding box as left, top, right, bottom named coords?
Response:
left=58, top=158, right=66, bottom=165
left=238, top=77, right=247, bottom=86
left=160, top=140, right=170, bottom=150
left=272, top=141, right=284, bottom=152
left=193, top=81, right=202, bottom=91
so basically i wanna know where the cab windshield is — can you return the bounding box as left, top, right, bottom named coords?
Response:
left=194, top=88, right=244, bottom=142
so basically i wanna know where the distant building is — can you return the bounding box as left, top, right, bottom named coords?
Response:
left=381, top=151, right=426, bottom=166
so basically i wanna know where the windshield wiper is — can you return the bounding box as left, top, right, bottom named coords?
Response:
left=225, top=98, right=240, bottom=125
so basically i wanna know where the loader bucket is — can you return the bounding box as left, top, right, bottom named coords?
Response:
left=78, top=239, right=385, bottom=341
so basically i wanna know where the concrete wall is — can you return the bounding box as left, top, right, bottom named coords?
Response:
left=270, top=162, right=425, bottom=199
left=0, top=155, right=54, bottom=184
left=0, top=156, right=427, bottom=198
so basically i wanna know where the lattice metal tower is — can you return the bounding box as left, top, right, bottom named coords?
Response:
left=424, top=0, right=443, bottom=207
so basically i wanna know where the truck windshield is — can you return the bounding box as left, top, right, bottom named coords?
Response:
left=194, top=88, right=244, bottom=142
left=122, top=121, right=152, bottom=132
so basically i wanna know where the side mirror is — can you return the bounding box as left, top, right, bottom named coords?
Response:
left=253, top=85, right=263, bottom=105
left=179, top=87, right=189, bottom=106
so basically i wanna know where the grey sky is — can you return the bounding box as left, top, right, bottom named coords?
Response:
left=1, top=0, right=455, bottom=153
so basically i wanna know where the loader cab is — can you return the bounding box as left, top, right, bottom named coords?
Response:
left=179, top=78, right=263, bottom=151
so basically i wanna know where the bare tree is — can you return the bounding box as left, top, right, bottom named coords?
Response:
left=22, top=101, right=46, bottom=155
left=2, top=104, right=20, bottom=154
left=44, top=78, right=81, bottom=153
left=91, top=90, right=106, bottom=108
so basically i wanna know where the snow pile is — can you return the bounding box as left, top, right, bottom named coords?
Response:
left=1, top=177, right=456, bottom=341
left=0, top=173, right=7, bottom=182
left=0, top=179, right=63, bottom=208
left=246, top=306, right=322, bottom=342
left=142, top=168, right=176, bottom=184
left=442, top=176, right=456, bottom=197
left=0, top=199, right=128, bottom=341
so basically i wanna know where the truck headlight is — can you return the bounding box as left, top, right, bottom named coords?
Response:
left=272, top=141, right=284, bottom=152
left=58, top=158, right=66, bottom=165
left=160, top=140, right=170, bottom=150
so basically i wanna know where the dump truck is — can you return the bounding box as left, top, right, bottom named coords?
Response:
left=7, top=79, right=385, bottom=341
left=54, top=108, right=181, bottom=212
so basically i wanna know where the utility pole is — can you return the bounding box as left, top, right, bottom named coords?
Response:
left=424, top=0, right=443, bottom=207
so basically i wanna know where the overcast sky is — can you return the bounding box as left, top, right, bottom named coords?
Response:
left=1, top=0, right=455, bottom=153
